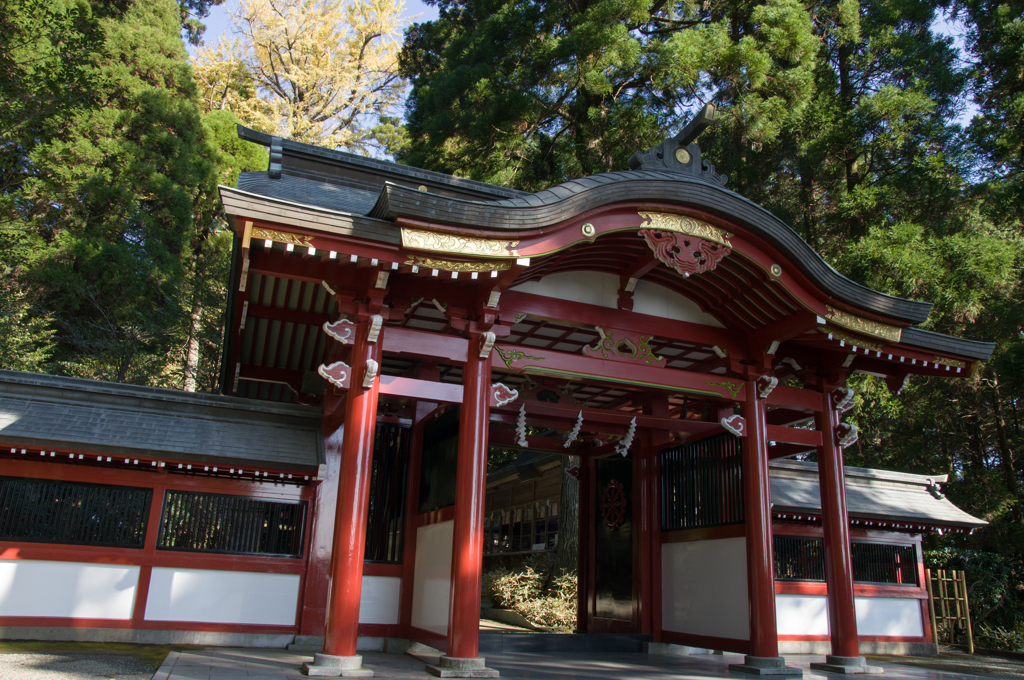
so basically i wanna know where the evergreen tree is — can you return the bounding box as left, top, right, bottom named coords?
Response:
left=8, top=0, right=223, bottom=384
left=399, top=0, right=818, bottom=190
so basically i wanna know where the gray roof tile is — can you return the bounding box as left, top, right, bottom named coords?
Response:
left=0, top=371, right=322, bottom=470
left=770, top=459, right=985, bottom=528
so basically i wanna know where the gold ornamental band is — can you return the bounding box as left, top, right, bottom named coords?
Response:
left=401, top=227, right=520, bottom=258
left=404, top=256, right=511, bottom=272
left=637, top=211, right=734, bottom=248
left=252, top=226, right=314, bottom=248
left=826, top=306, right=902, bottom=343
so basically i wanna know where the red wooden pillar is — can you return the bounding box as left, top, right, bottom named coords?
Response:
left=810, top=390, right=880, bottom=674
left=427, top=336, right=497, bottom=678
left=304, top=320, right=381, bottom=677
left=729, top=382, right=801, bottom=676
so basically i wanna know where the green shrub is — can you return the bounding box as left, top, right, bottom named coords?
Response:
left=976, top=624, right=1024, bottom=652
left=483, top=554, right=577, bottom=629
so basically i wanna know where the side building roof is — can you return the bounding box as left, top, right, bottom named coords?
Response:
left=0, top=370, right=323, bottom=471
left=770, top=459, right=985, bottom=530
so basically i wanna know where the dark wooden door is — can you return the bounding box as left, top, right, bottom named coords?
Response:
left=587, top=454, right=637, bottom=633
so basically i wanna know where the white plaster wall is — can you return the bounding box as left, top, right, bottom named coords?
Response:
left=662, top=537, right=749, bottom=640
left=632, top=279, right=724, bottom=327
left=0, top=559, right=138, bottom=619
left=512, top=271, right=723, bottom=327
left=775, top=594, right=924, bottom=638
left=856, top=597, right=924, bottom=637
left=410, top=520, right=453, bottom=635
left=513, top=271, right=619, bottom=309
left=145, top=568, right=300, bottom=626
left=358, top=575, right=401, bottom=625
left=776, top=594, right=829, bottom=636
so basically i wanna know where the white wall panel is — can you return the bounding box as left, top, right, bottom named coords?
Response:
left=0, top=559, right=138, bottom=619
left=856, top=597, right=924, bottom=637
left=512, top=272, right=723, bottom=327
left=776, top=594, right=829, bottom=635
left=145, top=568, right=299, bottom=626
left=632, top=279, right=724, bottom=327
left=662, top=537, right=749, bottom=640
left=513, top=271, right=619, bottom=309
left=410, top=520, right=453, bottom=635
left=775, top=594, right=924, bottom=638
left=359, top=575, right=401, bottom=625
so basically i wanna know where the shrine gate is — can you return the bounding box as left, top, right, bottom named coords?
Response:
left=218, top=108, right=988, bottom=676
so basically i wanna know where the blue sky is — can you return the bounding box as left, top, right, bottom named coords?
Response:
left=193, top=0, right=439, bottom=48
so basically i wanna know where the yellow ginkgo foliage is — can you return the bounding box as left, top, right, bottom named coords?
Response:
left=193, top=0, right=406, bottom=154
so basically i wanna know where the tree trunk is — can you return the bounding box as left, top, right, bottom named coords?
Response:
left=183, top=287, right=202, bottom=392
left=553, top=454, right=580, bottom=575
left=991, top=374, right=1022, bottom=522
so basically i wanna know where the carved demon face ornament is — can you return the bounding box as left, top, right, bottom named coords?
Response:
left=640, top=228, right=731, bottom=277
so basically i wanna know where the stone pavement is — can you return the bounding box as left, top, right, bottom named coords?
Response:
left=152, top=647, right=1008, bottom=680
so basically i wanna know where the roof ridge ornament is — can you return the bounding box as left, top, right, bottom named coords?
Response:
left=627, top=104, right=728, bottom=186
left=268, top=136, right=283, bottom=179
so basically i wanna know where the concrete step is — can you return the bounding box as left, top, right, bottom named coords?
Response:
left=288, top=635, right=324, bottom=652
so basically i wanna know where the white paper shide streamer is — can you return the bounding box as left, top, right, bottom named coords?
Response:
left=516, top=404, right=528, bottom=447
left=616, top=417, right=637, bottom=456
left=564, top=411, right=583, bottom=448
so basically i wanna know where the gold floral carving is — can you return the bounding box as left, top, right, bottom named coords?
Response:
left=934, top=356, right=967, bottom=369
left=495, top=346, right=544, bottom=369
left=252, top=227, right=314, bottom=247
left=820, top=327, right=884, bottom=352
left=401, top=228, right=519, bottom=258
left=825, top=306, right=902, bottom=343
left=583, top=327, right=664, bottom=366
left=706, top=380, right=743, bottom=399
left=637, top=212, right=733, bottom=248
left=404, top=255, right=511, bottom=272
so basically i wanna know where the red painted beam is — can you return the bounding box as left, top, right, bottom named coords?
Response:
left=491, top=340, right=747, bottom=401
left=382, top=326, right=469, bottom=363
left=766, top=384, right=823, bottom=412
left=379, top=375, right=463, bottom=403
left=501, top=290, right=743, bottom=354
left=766, top=408, right=814, bottom=427
left=766, top=424, right=822, bottom=447
left=492, top=399, right=721, bottom=434
left=488, top=428, right=577, bottom=453
left=768, top=443, right=815, bottom=459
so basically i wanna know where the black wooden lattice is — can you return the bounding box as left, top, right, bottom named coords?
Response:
left=772, top=536, right=918, bottom=585
left=364, top=423, right=411, bottom=563
left=661, top=433, right=745, bottom=531
left=0, top=476, right=151, bottom=548
left=157, top=490, right=306, bottom=557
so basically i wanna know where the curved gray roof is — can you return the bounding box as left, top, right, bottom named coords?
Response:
left=370, top=176, right=933, bottom=325
left=0, top=370, right=323, bottom=470
left=225, top=127, right=996, bottom=360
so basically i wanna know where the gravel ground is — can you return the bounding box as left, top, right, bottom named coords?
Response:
left=0, top=653, right=155, bottom=680
left=0, top=642, right=170, bottom=680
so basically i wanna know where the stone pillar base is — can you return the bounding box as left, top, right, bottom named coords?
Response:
left=729, top=655, right=803, bottom=676
left=303, top=653, right=374, bottom=677
left=425, top=655, right=499, bottom=678
left=810, top=655, right=884, bottom=674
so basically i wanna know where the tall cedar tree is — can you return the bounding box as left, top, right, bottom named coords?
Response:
left=399, top=0, right=818, bottom=190
left=14, top=0, right=225, bottom=385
